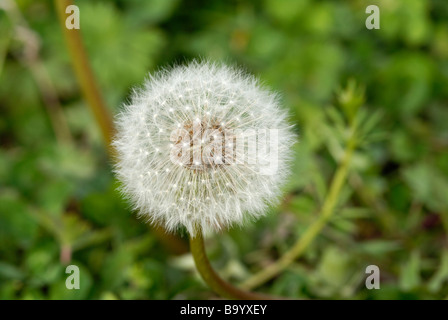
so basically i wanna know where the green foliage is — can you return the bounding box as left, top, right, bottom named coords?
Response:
left=1, top=0, right=447, bottom=300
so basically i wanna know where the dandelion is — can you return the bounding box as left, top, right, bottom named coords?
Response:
left=113, top=61, right=295, bottom=236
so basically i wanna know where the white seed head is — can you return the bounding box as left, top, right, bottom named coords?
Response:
left=113, top=61, right=296, bottom=235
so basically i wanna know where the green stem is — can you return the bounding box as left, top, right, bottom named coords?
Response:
left=189, top=227, right=276, bottom=300
left=54, top=0, right=115, bottom=150
left=241, top=130, right=357, bottom=290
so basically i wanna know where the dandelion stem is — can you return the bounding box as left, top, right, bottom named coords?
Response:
left=54, top=0, right=115, bottom=150
left=241, top=127, right=358, bottom=290
left=189, top=227, right=276, bottom=300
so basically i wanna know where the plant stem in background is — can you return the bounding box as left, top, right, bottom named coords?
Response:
left=28, top=59, right=74, bottom=146
left=0, top=16, right=11, bottom=79
left=54, top=0, right=115, bottom=150
left=190, top=226, right=277, bottom=300
left=241, top=127, right=358, bottom=290
left=2, top=0, right=73, bottom=146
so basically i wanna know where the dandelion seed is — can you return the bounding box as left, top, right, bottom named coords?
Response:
left=113, top=61, right=295, bottom=235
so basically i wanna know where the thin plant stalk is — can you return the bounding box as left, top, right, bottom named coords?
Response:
left=54, top=0, right=115, bottom=150
left=190, top=226, right=277, bottom=300
left=241, top=126, right=358, bottom=290
left=28, top=59, right=74, bottom=146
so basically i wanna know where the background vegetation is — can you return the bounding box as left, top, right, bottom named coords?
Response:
left=1, top=0, right=447, bottom=299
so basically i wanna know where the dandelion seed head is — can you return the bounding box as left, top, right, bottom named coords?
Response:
left=113, top=61, right=296, bottom=235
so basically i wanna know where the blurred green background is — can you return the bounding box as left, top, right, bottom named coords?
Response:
left=1, top=0, right=448, bottom=299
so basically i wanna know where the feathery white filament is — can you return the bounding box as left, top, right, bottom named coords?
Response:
left=113, top=61, right=295, bottom=235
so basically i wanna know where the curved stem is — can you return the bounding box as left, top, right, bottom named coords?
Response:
left=241, top=132, right=357, bottom=290
left=189, top=228, right=276, bottom=300
left=54, top=0, right=115, bottom=151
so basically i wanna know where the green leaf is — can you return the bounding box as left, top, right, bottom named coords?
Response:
left=0, top=261, right=25, bottom=280
left=337, top=79, right=365, bottom=124
left=399, top=251, right=421, bottom=291
left=428, top=251, right=448, bottom=293
left=0, top=191, right=38, bottom=248
left=356, top=240, right=401, bottom=256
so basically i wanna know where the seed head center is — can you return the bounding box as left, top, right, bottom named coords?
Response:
left=171, top=119, right=236, bottom=171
